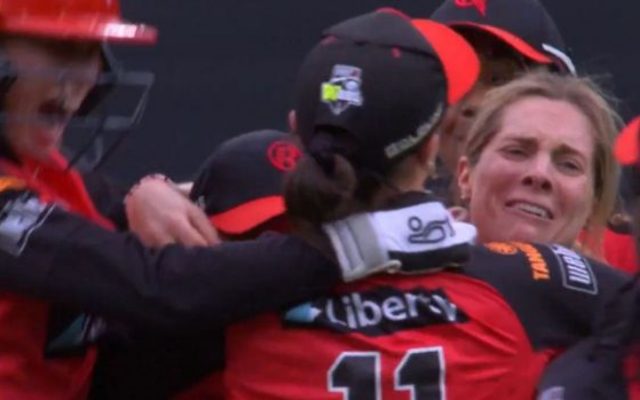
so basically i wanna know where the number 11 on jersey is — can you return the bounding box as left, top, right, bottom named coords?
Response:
left=328, top=347, right=446, bottom=400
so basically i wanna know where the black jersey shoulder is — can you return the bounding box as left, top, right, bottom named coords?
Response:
left=463, top=242, right=631, bottom=350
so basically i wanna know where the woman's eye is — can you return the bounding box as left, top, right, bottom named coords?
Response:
left=460, top=106, right=477, bottom=119
left=558, top=159, right=583, bottom=174
left=502, top=147, right=526, bottom=158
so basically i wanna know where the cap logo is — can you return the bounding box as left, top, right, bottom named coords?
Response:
left=268, top=141, right=302, bottom=172
left=454, top=0, right=487, bottom=16
left=321, top=64, right=364, bottom=115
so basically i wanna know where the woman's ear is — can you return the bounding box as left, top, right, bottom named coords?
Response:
left=457, top=156, right=472, bottom=203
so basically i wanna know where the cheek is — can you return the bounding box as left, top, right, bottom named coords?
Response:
left=4, top=78, right=47, bottom=112
left=467, top=158, right=524, bottom=226
left=559, top=178, right=594, bottom=223
left=469, top=158, right=517, bottom=200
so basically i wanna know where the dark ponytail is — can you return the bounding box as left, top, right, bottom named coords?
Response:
left=285, top=123, right=400, bottom=229
left=285, top=153, right=359, bottom=228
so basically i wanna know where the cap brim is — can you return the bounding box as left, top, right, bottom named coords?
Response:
left=411, top=19, right=480, bottom=105
left=615, top=117, right=640, bottom=166
left=451, top=21, right=554, bottom=65
left=209, top=195, right=286, bottom=235
left=2, top=17, right=158, bottom=45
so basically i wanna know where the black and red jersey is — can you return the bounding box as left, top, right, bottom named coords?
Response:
left=224, top=242, right=629, bottom=400
left=0, top=150, right=114, bottom=399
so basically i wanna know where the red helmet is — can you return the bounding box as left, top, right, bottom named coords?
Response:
left=0, top=0, right=157, bottom=45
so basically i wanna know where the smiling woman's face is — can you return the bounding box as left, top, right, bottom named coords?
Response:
left=458, top=96, right=596, bottom=245
left=2, top=36, right=101, bottom=162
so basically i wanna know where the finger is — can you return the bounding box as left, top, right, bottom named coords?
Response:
left=188, top=207, right=220, bottom=245
left=170, top=220, right=210, bottom=247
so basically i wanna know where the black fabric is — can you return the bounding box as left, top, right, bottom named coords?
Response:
left=536, top=278, right=638, bottom=400
left=90, top=330, right=225, bottom=400
left=389, top=242, right=470, bottom=272
left=0, top=133, right=18, bottom=163
left=325, top=8, right=435, bottom=54
left=81, top=171, right=129, bottom=230
left=622, top=165, right=640, bottom=202
left=0, top=187, right=340, bottom=334
left=537, top=337, right=629, bottom=400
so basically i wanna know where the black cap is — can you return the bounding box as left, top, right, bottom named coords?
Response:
left=189, top=130, right=301, bottom=234
left=431, top=0, right=575, bottom=74
left=295, top=8, right=479, bottom=174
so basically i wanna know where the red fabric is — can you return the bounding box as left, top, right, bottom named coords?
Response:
left=626, top=352, right=640, bottom=400
left=0, top=151, right=113, bottom=400
left=174, top=372, right=224, bottom=400
left=224, top=273, right=549, bottom=400
left=603, top=228, right=638, bottom=274
left=615, top=116, right=640, bottom=166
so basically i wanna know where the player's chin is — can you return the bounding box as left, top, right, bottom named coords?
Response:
left=506, top=225, right=553, bottom=244
left=25, top=139, right=61, bottom=163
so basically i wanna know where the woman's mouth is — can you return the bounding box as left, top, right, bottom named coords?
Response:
left=37, top=99, right=72, bottom=126
left=505, top=200, right=554, bottom=220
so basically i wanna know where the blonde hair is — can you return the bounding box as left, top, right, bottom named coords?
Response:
left=463, top=71, right=621, bottom=257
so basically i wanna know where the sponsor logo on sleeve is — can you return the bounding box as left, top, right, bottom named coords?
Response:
left=550, top=245, right=598, bottom=295
left=0, top=194, right=54, bottom=256
left=283, top=286, right=468, bottom=337
left=485, top=242, right=549, bottom=280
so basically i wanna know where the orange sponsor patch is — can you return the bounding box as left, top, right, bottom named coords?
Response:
left=485, top=242, right=519, bottom=255
left=0, top=176, right=25, bottom=193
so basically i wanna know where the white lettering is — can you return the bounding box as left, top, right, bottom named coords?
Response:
left=353, top=294, right=382, bottom=327
left=405, top=293, right=419, bottom=318
left=325, top=300, right=348, bottom=327
left=342, top=296, right=357, bottom=329
left=382, top=297, right=407, bottom=321
left=384, top=103, right=443, bottom=159
left=552, top=245, right=578, bottom=258
left=336, top=90, right=362, bottom=105
left=432, top=294, right=458, bottom=322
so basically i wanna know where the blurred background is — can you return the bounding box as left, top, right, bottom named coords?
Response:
left=99, top=0, right=636, bottom=183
